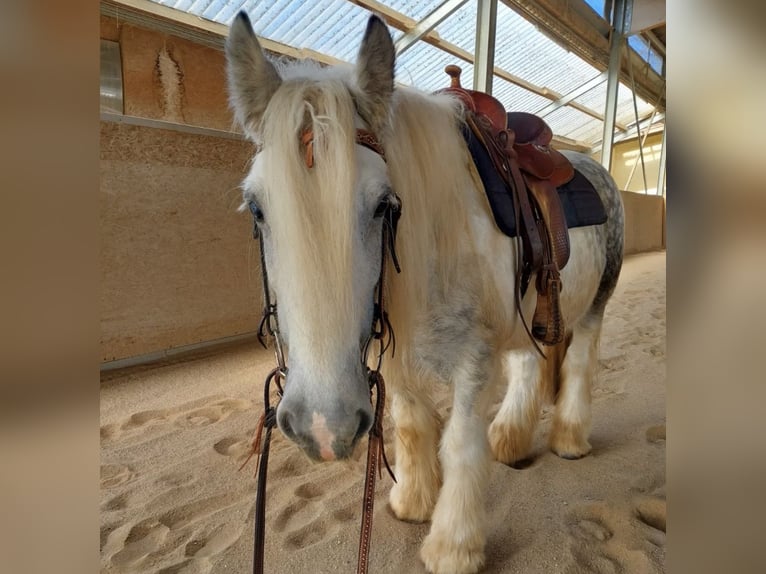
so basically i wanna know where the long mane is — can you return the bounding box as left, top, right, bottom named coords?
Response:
left=255, top=61, right=483, bottom=364
left=257, top=67, right=359, bottom=360
left=383, top=88, right=481, bottom=353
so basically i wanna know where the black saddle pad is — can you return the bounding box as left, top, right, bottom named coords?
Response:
left=462, top=124, right=607, bottom=238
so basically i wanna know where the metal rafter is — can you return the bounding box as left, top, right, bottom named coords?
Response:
left=347, top=0, right=626, bottom=130
left=535, top=70, right=607, bottom=118
left=656, top=126, right=667, bottom=197
left=104, top=0, right=620, bottom=147
left=591, top=110, right=664, bottom=153
left=394, top=0, right=471, bottom=55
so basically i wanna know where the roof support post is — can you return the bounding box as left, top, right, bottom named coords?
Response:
left=473, top=0, right=497, bottom=94
left=657, top=126, right=667, bottom=197
left=600, top=0, right=633, bottom=172
left=394, top=0, right=470, bottom=56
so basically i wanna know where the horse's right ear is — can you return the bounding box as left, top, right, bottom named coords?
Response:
left=225, top=11, right=282, bottom=138
left=355, top=15, right=395, bottom=133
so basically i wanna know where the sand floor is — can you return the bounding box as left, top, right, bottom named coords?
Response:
left=100, top=251, right=666, bottom=574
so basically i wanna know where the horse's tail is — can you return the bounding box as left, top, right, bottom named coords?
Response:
left=541, top=330, right=573, bottom=404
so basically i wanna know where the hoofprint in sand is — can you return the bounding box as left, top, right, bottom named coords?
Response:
left=100, top=251, right=665, bottom=574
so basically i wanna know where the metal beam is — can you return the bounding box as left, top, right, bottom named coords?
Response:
left=601, top=0, right=633, bottom=172
left=644, top=29, right=665, bottom=57
left=473, top=0, right=498, bottom=94
left=626, top=38, right=648, bottom=193
left=535, top=70, right=607, bottom=118
left=349, top=0, right=620, bottom=125
left=394, top=0, right=470, bottom=55
left=590, top=110, right=664, bottom=153
left=657, top=126, right=667, bottom=197
left=624, top=105, right=659, bottom=189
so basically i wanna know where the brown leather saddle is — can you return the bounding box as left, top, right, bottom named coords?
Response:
left=439, top=65, right=574, bottom=348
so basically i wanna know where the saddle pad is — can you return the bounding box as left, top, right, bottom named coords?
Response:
left=462, top=124, right=608, bottom=238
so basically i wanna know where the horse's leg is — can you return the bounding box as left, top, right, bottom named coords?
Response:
left=388, top=382, right=442, bottom=522
left=488, top=349, right=543, bottom=465
left=549, top=312, right=602, bottom=459
left=420, top=350, right=491, bottom=574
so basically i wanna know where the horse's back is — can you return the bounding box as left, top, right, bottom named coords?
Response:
left=561, top=151, right=625, bottom=317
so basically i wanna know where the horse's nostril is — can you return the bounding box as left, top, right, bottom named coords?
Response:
left=355, top=410, right=373, bottom=442
left=277, top=409, right=296, bottom=441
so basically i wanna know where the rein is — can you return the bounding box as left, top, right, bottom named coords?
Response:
left=244, top=128, right=399, bottom=574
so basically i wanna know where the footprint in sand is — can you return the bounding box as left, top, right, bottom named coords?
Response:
left=102, top=492, right=129, bottom=512
left=177, top=399, right=251, bottom=429
left=110, top=519, right=171, bottom=569
left=599, top=354, right=628, bottom=374
left=158, top=493, right=250, bottom=530
left=101, top=464, right=136, bottom=489
left=565, top=501, right=665, bottom=574
left=213, top=436, right=252, bottom=461
left=635, top=497, right=666, bottom=534
left=101, top=397, right=252, bottom=444
left=273, top=479, right=360, bottom=550
left=154, top=471, right=195, bottom=489
left=273, top=483, right=325, bottom=533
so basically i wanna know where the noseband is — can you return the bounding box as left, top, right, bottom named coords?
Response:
left=244, top=128, right=400, bottom=574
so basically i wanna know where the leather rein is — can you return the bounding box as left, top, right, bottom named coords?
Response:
left=243, top=127, right=399, bottom=574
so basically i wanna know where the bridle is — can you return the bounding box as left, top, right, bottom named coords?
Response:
left=243, top=127, right=400, bottom=574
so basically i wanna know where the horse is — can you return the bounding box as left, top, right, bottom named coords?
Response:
left=225, top=12, right=624, bottom=574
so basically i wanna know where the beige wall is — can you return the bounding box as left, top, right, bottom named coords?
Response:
left=100, top=16, right=263, bottom=362
left=620, top=190, right=665, bottom=255
left=100, top=122, right=262, bottom=362
left=603, top=132, right=665, bottom=195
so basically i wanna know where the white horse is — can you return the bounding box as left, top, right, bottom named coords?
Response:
left=226, top=13, right=624, bottom=574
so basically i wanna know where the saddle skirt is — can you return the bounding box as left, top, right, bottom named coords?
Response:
left=462, top=122, right=607, bottom=238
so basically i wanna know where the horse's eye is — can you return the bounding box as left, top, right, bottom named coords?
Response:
left=373, top=198, right=389, bottom=218
left=248, top=200, right=264, bottom=223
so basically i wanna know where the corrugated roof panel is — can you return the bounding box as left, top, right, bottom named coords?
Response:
left=396, top=41, right=475, bottom=91
left=567, top=118, right=604, bottom=143
left=433, top=0, right=477, bottom=53
left=146, top=0, right=661, bottom=145
left=493, top=2, right=601, bottom=97
left=544, top=105, right=599, bottom=142
left=492, top=76, right=552, bottom=114
left=385, top=0, right=446, bottom=21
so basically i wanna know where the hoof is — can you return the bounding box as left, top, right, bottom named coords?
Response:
left=389, top=481, right=436, bottom=523
left=488, top=421, right=533, bottom=466
left=550, top=419, right=591, bottom=459
left=420, top=529, right=485, bottom=574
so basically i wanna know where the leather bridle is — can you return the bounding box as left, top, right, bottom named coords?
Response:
left=243, top=128, right=400, bottom=574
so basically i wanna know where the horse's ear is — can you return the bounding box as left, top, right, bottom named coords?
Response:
left=225, top=11, right=282, bottom=138
left=355, top=15, right=395, bottom=133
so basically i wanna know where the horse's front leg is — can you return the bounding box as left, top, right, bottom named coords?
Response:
left=388, top=381, right=442, bottom=522
left=420, top=348, right=491, bottom=574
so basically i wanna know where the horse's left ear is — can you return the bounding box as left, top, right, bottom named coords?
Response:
left=355, top=15, right=395, bottom=133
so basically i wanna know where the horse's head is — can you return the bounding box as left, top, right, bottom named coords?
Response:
left=226, top=13, right=397, bottom=461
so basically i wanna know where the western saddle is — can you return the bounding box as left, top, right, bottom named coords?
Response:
left=441, top=65, right=574, bottom=349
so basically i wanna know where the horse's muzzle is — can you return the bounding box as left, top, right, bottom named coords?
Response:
left=276, top=399, right=372, bottom=461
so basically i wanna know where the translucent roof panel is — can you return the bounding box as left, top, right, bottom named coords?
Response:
left=432, top=0, right=478, bottom=54
left=147, top=0, right=660, bottom=147
left=493, top=76, right=552, bottom=114
left=396, top=42, right=475, bottom=91
left=493, top=2, right=602, bottom=99
left=385, top=0, right=448, bottom=21
left=544, top=105, right=600, bottom=142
